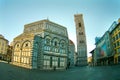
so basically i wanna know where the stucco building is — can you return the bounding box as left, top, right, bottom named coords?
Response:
left=110, top=19, right=120, bottom=64
left=91, top=18, right=120, bottom=66
left=90, top=48, right=97, bottom=66
left=95, top=31, right=112, bottom=65
left=12, top=19, right=69, bottom=70
left=0, top=34, right=9, bottom=60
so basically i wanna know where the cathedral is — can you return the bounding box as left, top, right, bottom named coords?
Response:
left=12, top=19, right=69, bottom=70
left=74, top=14, right=87, bottom=66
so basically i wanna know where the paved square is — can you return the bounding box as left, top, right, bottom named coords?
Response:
left=0, top=61, right=120, bottom=80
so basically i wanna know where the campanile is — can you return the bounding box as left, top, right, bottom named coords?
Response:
left=74, top=14, right=87, bottom=66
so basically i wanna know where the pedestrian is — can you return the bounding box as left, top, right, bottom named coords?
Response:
left=53, top=66, right=56, bottom=71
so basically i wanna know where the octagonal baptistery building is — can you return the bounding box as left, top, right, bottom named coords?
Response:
left=12, top=19, right=69, bottom=70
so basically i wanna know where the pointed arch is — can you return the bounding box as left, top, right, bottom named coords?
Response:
left=44, top=35, right=52, bottom=45
left=51, top=37, right=60, bottom=53
left=59, top=39, right=67, bottom=54
left=52, top=37, right=59, bottom=46
left=13, top=41, right=21, bottom=63
left=14, top=41, right=21, bottom=49
left=21, top=40, right=32, bottom=48
left=44, top=35, right=52, bottom=51
left=59, top=39, right=66, bottom=48
left=21, top=40, right=32, bottom=64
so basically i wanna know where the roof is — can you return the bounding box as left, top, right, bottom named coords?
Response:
left=90, top=48, right=95, bottom=54
left=0, top=34, right=4, bottom=38
left=24, top=19, right=67, bottom=29
left=110, top=23, right=120, bottom=34
left=109, top=18, right=120, bottom=34
left=69, top=40, right=74, bottom=45
left=0, top=34, right=8, bottom=42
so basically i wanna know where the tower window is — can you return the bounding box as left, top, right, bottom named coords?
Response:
left=79, top=40, right=84, bottom=43
left=79, top=32, right=83, bottom=35
left=79, top=23, right=81, bottom=27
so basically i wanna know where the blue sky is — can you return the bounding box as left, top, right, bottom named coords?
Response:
left=0, top=0, right=120, bottom=57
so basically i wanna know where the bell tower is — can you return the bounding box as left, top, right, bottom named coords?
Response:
left=74, top=14, right=87, bottom=66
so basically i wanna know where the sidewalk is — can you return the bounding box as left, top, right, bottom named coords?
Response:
left=0, top=60, right=9, bottom=63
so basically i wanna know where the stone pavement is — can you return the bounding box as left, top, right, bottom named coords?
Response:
left=0, top=61, right=120, bottom=80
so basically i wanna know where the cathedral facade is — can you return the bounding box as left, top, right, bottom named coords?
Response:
left=12, top=19, right=69, bottom=70
left=74, top=14, right=87, bottom=66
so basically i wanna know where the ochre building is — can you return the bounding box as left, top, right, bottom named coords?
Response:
left=0, top=34, right=8, bottom=60
left=110, top=19, right=120, bottom=64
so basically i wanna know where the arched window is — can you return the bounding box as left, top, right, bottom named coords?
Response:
left=14, top=43, right=21, bottom=55
left=14, top=42, right=21, bottom=62
left=59, top=40, right=66, bottom=54
left=25, top=43, right=28, bottom=47
left=61, top=42, right=64, bottom=47
left=52, top=38, right=59, bottom=47
left=54, top=41, right=57, bottom=46
left=79, top=23, right=81, bottom=27
left=46, top=38, right=50, bottom=45
left=23, top=41, right=30, bottom=47
left=45, top=36, right=51, bottom=45
left=21, top=41, right=31, bottom=64
left=44, top=36, right=51, bottom=51
left=17, top=43, right=20, bottom=47
left=52, top=37, right=59, bottom=52
left=14, top=43, right=20, bottom=49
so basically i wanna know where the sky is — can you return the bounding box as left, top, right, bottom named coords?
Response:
left=0, top=0, right=120, bottom=57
